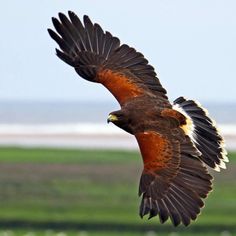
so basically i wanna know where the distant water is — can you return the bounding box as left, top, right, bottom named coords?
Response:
left=0, top=100, right=235, bottom=124
left=0, top=101, right=119, bottom=124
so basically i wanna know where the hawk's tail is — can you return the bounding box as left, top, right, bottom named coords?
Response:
left=173, top=96, right=228, bottom=171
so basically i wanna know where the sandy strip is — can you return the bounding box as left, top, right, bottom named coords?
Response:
left=0, top=132, right=235, bottom=151
left=0, top=133, right=137, bottom=150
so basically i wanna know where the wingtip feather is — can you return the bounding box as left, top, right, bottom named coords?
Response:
left=214, top=165, right=221, bottom=172
left=83, top=15, right=92, bottom=24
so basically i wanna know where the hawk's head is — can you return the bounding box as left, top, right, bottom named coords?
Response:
left=107, top=110, right=133, bottom=134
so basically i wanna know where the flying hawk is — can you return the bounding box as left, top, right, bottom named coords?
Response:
left=48, top=11, right=228, bottom=226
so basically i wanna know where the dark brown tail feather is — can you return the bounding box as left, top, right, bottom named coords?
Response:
left=173, top=96, right=228, bottom=171
left=139, top=137, right=213, bottom=226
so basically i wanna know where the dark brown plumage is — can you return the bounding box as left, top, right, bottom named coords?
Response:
left=48, top=11, right=228, bottom=226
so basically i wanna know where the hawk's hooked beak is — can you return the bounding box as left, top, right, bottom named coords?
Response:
left=107, top=114, right=118, bottom=123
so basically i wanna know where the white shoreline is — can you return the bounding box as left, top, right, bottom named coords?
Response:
left=0, top=123, right=235, bottom=150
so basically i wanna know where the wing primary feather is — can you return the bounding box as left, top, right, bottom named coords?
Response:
left=157, top=199, right=169, bottom=224
left=163, top=196, right=181, bottom=226
left=47, top=29, right=71, bottom=53
left=103, top=32, right=114, bottom=59
left=167, top=191, right=191, bottom=226
left=83, top=15, right=94, bottom=52
left=55, top=49, right=75, bottom=66
left=52, top=17, right=75, bottom=51
left=59, top=13, right=82, bottom=52
left=94, top=23, right=105, bottom=55
left=171, top=183, right=204, bottom=208
left=94, top=24, right=99, bottom=54
left=169, top=187, right=200, bottom=214
left=68, top=11, right=87, bottom=50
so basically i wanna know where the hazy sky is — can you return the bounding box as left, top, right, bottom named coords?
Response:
left=0, top=0, right=235, bottom=103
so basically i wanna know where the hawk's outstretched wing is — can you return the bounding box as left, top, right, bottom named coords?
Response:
left=136, top=130, right=212, bottom=226
left=48, top=12, right=169, bottom=106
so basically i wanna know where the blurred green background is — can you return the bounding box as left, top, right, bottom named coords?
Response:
left=1, top=1, right=235, bottom=236
left=0, top=148, right=235, bottom=236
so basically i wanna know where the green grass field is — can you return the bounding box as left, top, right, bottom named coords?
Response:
left=0, top=148, right=235, bottom=236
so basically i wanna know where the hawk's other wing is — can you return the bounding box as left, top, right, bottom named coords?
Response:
left=48, top=12, right=169, bottom=106
left=135, top=130, right=213, bottom=226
